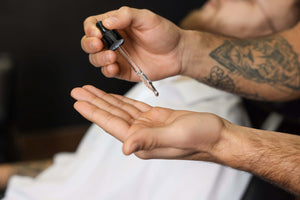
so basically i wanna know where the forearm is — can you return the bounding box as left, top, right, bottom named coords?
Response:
left=0, top=159, right=52, bottom=189
left=181, top=22, right=300, bottom=101
left=214, top=121, right=300, bottom=195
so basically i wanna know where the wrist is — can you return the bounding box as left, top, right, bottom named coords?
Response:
left=179, top=30, right=202, bottom=77
left=210, top=120, right=248, bottom=169
left=179, top=29, right=225, bottom=80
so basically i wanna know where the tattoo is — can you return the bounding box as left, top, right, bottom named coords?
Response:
left=12, top=159, right=52, bottom=177
left=233, top=90, right=267, bottom=101
left=209, top=36, right=300, bottom=92
left=203, top=66, right=235, bottom=92
left=203, top=66, right=266, bottom=100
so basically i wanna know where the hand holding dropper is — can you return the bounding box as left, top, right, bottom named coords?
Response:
left=96, top=21, right=159, bottom=97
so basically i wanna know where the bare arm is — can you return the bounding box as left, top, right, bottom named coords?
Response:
left=217, top=122, right=300, bottom=196
left=82, top=7, right=300, bottom=101
left=0, top=159, right=52, bottom=189
left=182, top=22, right=300, bottom=101
left=71, top=85, right=300, bottom=195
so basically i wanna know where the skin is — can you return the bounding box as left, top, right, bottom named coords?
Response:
left=1, top=3, right=300, bottom=195
left=71, top=85, right=300, bottom=196
left=81, top=7, right=300, bottom=101
left=81, top=8, right=183, bottom=82
left=180, top=0, right=300, bottom=38
left=78, top=7, right=300, bottom=195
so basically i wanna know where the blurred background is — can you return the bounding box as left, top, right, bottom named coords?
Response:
left=0, top=0, right=202, bottom=162
left=0, top=1, right=298, bottom=199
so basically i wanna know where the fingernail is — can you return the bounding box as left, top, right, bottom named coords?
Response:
left=103, top=17, right=118, bottom=28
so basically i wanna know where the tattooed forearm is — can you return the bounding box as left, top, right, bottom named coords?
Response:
left=203, top=66, right=267, bottom=100
left=11, top=159, right=53, bottom=177
left=233, top=91, right=267, bottom=101
left=202, top=66, right=235, bottom=92
left=209, top=35, right=300, bottom=93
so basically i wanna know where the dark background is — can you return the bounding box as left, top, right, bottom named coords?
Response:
left=0, top=0, right=202, bottom=131
left=0, top=0, right=205, bottom=163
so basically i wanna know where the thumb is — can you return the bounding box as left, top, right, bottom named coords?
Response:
left=122, top=127, right=167, bottom=155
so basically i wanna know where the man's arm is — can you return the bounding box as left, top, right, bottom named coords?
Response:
left=70, top=85, right=300, bottom=195
left=82, top=7, right=300, bottom=101
left=182, top=22, right=300, bottom=101
left=0, top=159, right=52, bottom=189
left=216, top=122, right=300, bottom=196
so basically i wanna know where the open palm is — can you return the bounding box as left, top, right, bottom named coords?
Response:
left=71, top=85, right=225, bottom=161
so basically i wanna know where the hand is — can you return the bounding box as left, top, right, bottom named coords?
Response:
left=71, top=85, right=226, bottom=161
left=180, top=0, right=299, bottom=38
left=81, top=7, right=185, bottom=82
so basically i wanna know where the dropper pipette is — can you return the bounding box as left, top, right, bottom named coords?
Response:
left=96, top=21, right=159, bottom=97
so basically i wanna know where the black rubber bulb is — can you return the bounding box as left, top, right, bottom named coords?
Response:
left=96, top=21, right=124, bottom=51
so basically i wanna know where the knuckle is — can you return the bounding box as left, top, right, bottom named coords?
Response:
left=104, top=51, right=116, bottom=65
left=103, top=51, right=112, bottom=64
left=89, top=106, right=98, bottom=121
left=83, top=16, right=94, bottom=26
left=140, top=8, right=151, bottom=15
left=83, top=19, right=91, bottom=33
left=119, top=6, right=130, bottom=12
left=83, top=16, right=99, bottom=36
left=90, top=95, right=100, bottom=105
left=113, top=96, right=126, bottom=108
left=146, top=137, right=157, bottom=151
left=137, top=134, right=156, bottom=152
left=89, top=54, right=98, bottom=67
left=140, top=8, right=156, bottom=20
left=118, top=6, right=131, bottom=17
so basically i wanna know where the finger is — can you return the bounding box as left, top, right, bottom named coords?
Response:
left=81, top=35, right=103, bottom=54
left=83, top=16, right=102, bottom=37
left=123, top=124, right=189, bottom=155
left=89, top=50, right=117, bottom=67
left=121, top=125, right=194, bottom=159
left=111, top=94, right=152, bottom=113
left=122, top=127, right=164, bottom=155
left=71, top=87, right=133, bottom=123
left=83, top=9, right=119, bottom=37
left=82, top=85, right=143, bottom=119
left=74, top=101, right=129, bottom=141
left=101, top=64, right=120, bottom=78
